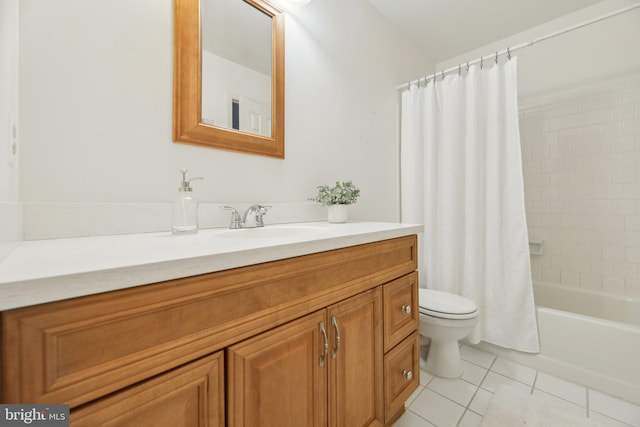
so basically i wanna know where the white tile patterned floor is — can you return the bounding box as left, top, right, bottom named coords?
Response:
left=393, top=345, right=640, bottom=427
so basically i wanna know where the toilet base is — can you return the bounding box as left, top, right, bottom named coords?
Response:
left=425, top=339, right=463, bottom=378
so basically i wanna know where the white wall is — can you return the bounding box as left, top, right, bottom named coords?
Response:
left=17, top=0, right=433, bottom=237
left=0, top=0, right=19, bottom=202
left=435, top=0, right=640, bottom=298
left=0, top=0, right=22, bottom=256
left=436, top=0, right=640, bottom=103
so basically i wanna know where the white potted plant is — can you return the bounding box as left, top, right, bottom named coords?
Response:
left=313, top=181, right=360, bottom=223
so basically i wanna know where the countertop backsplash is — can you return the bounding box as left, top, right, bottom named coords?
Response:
left=21, top=201, right=328, bottom=240
left=0, top=202, right=23, bottom=263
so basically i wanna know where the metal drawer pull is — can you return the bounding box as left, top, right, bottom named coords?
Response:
left=320, top=321, right=328, bottom=367
left=402, top=370, right=413, bottom=381
left=331, top=316, right=341, bottom=359
left=401, top=305, right=412, bottom=314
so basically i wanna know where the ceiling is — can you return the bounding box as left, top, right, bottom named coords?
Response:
left=366, top=0, right=604, bottom=63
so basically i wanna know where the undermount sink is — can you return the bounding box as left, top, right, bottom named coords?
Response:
left=217, top=225, right=329, bottom=239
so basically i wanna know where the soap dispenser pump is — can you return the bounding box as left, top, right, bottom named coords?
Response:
left=172, top=169, right=203, bottom=234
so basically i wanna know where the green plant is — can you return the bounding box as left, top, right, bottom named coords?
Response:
left=312, top=181, right=360, bottom=206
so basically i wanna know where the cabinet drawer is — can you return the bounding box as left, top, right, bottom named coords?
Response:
left=383, top=331, right=419, bottom=424
left=383, top=272, right=418, bottom=352
left=71, top=352, right=225, bottom=427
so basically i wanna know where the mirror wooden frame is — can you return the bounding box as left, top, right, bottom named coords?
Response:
left=173, top=0, right=285, bottom=158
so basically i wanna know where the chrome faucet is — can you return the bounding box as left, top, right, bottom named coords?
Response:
left=220, top=204, right=270, bottom=229
left=242, top=204, right=270, bottom=228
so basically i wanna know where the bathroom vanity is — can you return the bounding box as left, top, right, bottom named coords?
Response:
left=0, top=222, right=421, bottom=426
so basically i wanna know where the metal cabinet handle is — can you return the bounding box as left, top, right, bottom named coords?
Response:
left=320, top=321, right=329, bottom=367
left=401, top=305, right=412, bottom=314
left=402, top=370, right=413, bottom=381
left=331, top=316, right=341, bottom=359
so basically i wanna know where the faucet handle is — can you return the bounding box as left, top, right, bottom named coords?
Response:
left=255, top=205, right=271, bottom=227
left=220, top=206, right=242, bottom=229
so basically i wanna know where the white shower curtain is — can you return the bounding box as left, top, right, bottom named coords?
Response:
left=401, top=58, right=540, bottom=353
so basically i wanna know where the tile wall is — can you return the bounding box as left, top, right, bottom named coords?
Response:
left=520, top=75, right=640, bottom=298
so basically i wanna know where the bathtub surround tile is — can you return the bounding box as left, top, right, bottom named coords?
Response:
left=625, top=247, right=640, bottom=264
left=589, top=389, right=640, bottom=426
left=624, top=85, right=640, bottom=104
left=521, top=76, right=640, bottom=299
left=604, top=245, right=626, bottom=262
left=612, top=261, right=637, bottom=279
left=579, top=273, right=603, bottom=291
left=603, top=276, right=626, bottom=294
left=626, top=279, right=640, bottom=297
left=560, top=270, right=581, bottom=287
left=542, top=267, right=562, bottom=283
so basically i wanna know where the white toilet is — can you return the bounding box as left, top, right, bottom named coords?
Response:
left=418, top=289, right=480, bottom=378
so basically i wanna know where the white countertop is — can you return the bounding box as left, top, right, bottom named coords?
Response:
left=0, top=221, right=422, bottom=311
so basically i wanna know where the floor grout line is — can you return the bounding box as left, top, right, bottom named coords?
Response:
left=399, top=346, right=640, bottom=427
left=586, top=387, right=590, bottom=419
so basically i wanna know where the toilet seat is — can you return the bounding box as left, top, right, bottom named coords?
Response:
left=419, top=289, right=478, bottom=320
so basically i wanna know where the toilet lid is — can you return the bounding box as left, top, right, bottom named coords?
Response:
left=419, top=289, right=478, bottom=319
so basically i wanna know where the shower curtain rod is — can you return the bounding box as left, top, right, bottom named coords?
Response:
left=397, top=2, right=640, bottom=91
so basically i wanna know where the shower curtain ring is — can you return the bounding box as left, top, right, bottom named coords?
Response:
left=466, top=61, right=470, bottom=72
left=495, top=51, right=498, bottom=64
left=458, top=64, right=461, bottom=76
left=441, top=70, right=445, bottom=80
left=507, top=47, right=512, bottom=60
left=480, top=57, right=484, bottom=69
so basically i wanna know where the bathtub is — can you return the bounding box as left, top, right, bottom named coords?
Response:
left=474, top=281, right=640, bottom=405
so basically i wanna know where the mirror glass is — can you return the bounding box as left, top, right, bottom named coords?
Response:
left=201, top=0, right=273, bottom=137
left=173, top=0, right=285, bottom=158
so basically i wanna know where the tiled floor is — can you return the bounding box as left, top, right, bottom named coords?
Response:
left=393, top=345, right=640, bottom=427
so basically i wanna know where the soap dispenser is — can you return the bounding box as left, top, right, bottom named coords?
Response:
left=172, top=169, right=203, bottom=234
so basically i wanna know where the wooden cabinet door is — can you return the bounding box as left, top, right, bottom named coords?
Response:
left=328, top=288, right=383, bottom=427
left=227, top=310, right=328, bottom=427
left=71, top=352, right=224, bottom=427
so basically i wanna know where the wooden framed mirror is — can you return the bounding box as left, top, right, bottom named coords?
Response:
left=173, top=0, right=285, bottom=158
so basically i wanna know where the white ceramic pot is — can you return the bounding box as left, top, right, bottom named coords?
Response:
left=328, top=204, right=348, bottom=223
